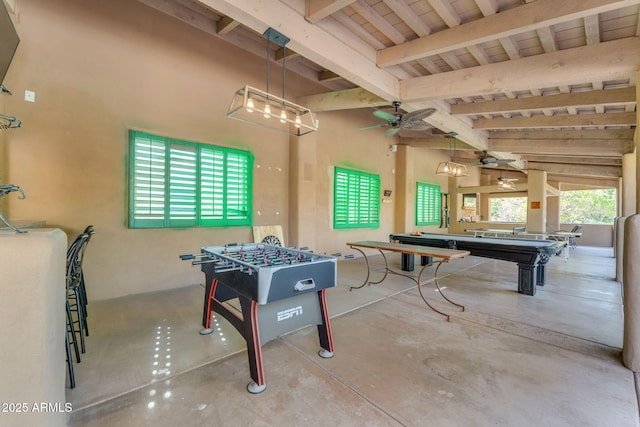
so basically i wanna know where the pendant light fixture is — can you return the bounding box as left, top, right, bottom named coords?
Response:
left=227, top=28, right=318, bottom=136
left=436, top=132, right=469, bottom=177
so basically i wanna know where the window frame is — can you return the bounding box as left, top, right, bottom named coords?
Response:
left=333, top=167, right=380, bottom=229
left=415, top=182, right=441, bottom=226
left=128, top=130, right=253, bottom=229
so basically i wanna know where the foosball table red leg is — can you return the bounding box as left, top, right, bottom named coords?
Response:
left=239, top=298, right=267, bottom=394
left=316, top=289, right=335, bottom=358
left=200, top=278, right=218, bottom=334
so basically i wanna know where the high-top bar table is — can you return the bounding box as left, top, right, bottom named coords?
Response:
left=347, top=241, right=469, bottom=321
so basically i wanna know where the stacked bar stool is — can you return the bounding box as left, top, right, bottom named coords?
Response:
left=65, top=225, right=95, bottom=388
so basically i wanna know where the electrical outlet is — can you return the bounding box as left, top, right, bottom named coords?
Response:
left=24, top=90, right=35, bottom=102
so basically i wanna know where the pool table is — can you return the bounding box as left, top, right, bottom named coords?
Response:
left=389, top=232, right=566, bottom=296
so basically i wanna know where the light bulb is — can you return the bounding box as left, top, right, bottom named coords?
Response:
left=246, top=96, right=254, bottom=113
left=280, top=108, right=287, bottom=123
left=294, top=113, right=301, bottom=128
left=443, top=164, right=449, bottom=173
left=263, top=103, right=271, bottom=118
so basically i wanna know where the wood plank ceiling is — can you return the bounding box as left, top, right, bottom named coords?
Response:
left=138, top=0, right=639, bottom=189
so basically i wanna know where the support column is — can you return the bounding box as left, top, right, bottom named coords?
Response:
left=546, top=180, right=560, bottom=233
left=288, top=132, right=317, bottom=249
left=615, top=216, right=627, bottom=282
left=527, top=169, right=547, bottom=233
left=636, top=75, right=640, bottom=214
left=623, top=215, right=640, bottom=370
left=622, top=153, right=636, bottom=217
left=394, top=145, right=413, bottom=233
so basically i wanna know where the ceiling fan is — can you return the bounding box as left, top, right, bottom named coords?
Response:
left=497, top=172, right=519, bottom=190
left=497, top=176, right=519, bottom=183
left=359, top=101, right=436, bottom=137
left=471, top=151, right=516, bottom=168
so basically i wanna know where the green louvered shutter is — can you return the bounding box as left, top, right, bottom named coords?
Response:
left=130, top=132, right=166, bottom=228
left=129, top=130, right=252, bottom=228
left=416, top=182, right=441, bottom=226
left=168, top=143, right=197, bottom=227
left=334, top=167, right=380, bottom=229
left=225, top=150, right=251, bottom=225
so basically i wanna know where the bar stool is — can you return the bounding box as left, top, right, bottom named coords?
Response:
left=65, top=300, right=80, bottom=388
left=67, top=234, right=89, bottom=353
left=66, top=226, right=95, bottom=347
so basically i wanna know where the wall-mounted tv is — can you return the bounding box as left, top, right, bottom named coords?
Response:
left=0, top=1, right=19, bottom=85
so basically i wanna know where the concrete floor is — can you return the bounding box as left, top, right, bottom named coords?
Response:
left=66, top=246, right=637, bottom=426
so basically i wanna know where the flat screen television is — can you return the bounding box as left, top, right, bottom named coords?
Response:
left=0, top=1, right=19, bottom=85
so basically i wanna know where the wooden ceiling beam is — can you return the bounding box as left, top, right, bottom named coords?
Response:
left=521, top=155, right=623, bottom=166
left=550, top=175, right=619, bottom=188
left=297, top=88, right=390, bottom=112
left=305, top=0, right=356, bottom=24
left=378, top=0, right=640, bottom=67
left=400, top=37, right=640, bottom=101
left=451, top=87, right=636, bottom=115
left=317, top=70, right=342, bottom=82
left=199, top=0, right=399, bottom=100
left=527, top=162, right=621, bottom=178
left=474, top=111, right=636, bottom=129
left=216, top=15, right=239, bottom=35
left=489, top=129, right=635, bottom=140
left=488, top=139, right=632, bottom=156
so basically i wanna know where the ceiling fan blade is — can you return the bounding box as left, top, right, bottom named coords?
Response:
left=357, top=124, right=389, bottom=130
left=384, top=127, right=401, bottom=137
left=401, top=108, right=436, bottom=123
left=401, top=122, right=432, bottom=131
left=373, top=110, right=398, bottom=122
left=495, top=159, right=516, bottom=164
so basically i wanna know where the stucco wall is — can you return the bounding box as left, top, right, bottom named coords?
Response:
left=2, top=0, right=307, bottom=300
left=2, top=0, right=396, bottom=300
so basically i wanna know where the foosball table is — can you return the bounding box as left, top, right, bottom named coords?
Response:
left=181, top=243, right=337, bottom=393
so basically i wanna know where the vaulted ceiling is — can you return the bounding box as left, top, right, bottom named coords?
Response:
left=138, top=0, right=639, bottom=189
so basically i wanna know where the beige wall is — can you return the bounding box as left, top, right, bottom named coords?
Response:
left=2, top=0, right=309, bottom=300
left=2, top=0, right=400, bottom=300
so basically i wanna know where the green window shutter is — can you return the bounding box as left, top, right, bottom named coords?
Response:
left=168, top=142, right=197, bottom=227
left=334, top=167, right=380, bottom=229
left=199, top=147, right=225, bottom=223
left=224, top=150, right=252, bottom=225
left=129, top=130, right=252, bottom=229
left=129, top=132, right=166, bottom=228
left=416, top=182, right=441, bottom=226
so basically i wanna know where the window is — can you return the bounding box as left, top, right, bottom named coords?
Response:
left=334, top=167, right=380, bottom=228
left=489, top=196, right=527, bottom=222
left=560, top=189, right=616, bottom=224
left=129, top=130, right=253, bottom=228
left=416, top=182, right=441, bottom=226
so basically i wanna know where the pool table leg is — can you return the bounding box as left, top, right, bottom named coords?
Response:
left=401, top=253, right=414, bottom=271
left=537, top=264, right=546, bottom=287
left=517, top=263, right=538, bottom=296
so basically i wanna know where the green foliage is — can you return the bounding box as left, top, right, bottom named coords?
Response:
left=560, top=189, right=616, bottom=224
left=490, top=197, right=527, bottom=222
